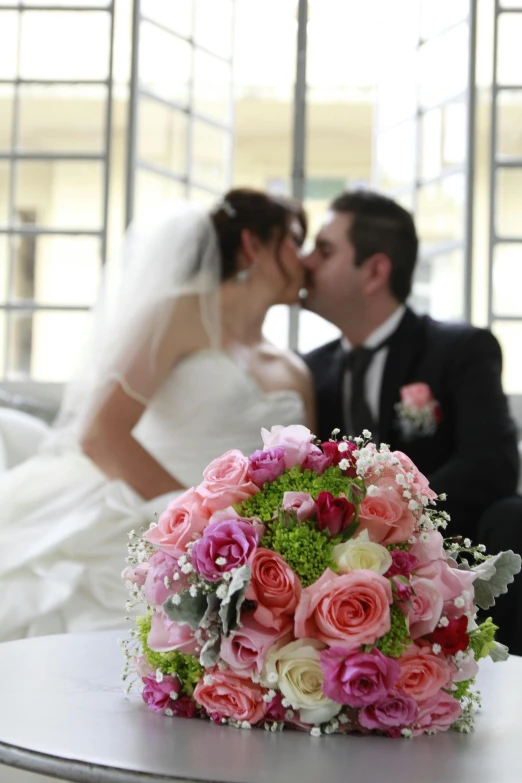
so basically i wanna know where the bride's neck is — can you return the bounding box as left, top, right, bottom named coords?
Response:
left=219, top=281, right=273, bottom=345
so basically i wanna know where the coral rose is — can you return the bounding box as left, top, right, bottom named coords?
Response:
left=246, top=548, right=302, bottom=632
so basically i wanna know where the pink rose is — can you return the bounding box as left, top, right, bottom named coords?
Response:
left=397, top=643, right=453, bottom=702
left=385, top=549, right=419, bottom=578
left=315, top=491, right=355, bottom=537
left=142, top=674, right=180, bottom=713
left=405, top=577, right=443, bottom=639
left=248, top=447, right=286, bottom=488
left=400, top=383, right=433, bottom=409
left=143, top=550, right=188, bottom=607
left=197, top=450, right=258, bottom=513
left=295, top=568, right=392, bottom=650
left=171, top=696, right=197, bottom=718
left=302, top=446, right=331, bottom=476
left=147, top=610, right=199, bottom=655
left=261, top=424, right=315, bottom=469
left=135, top=655, right=153, bottom=679
left=358, top=690, right=418, bottom=733
left=121, top=562, right=150, bottom=587
left=320, top=647, right=400, bottom=707
left=416, top=558, right=476, bottom=619
left=191, top=519, right=259, bottom=582
left=409, top=531, right=445, bottom=565
left=193, top=668, right=268, bottom=725
left=413, top=691, right=462, bottom=735
left=143, top=488, right=211, bottom=556
left=220, top=613, right=287, bottom=674
left=282, top=491, right=317, bottom=521
left=357, top=485, right=416, bottom=545
left=246, top=548, right=302, bottom=632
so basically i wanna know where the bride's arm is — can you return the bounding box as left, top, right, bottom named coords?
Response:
left=80, top=299, right=205, bottom=500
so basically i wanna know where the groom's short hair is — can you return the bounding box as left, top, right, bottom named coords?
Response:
left=330, top=190, right=418, bottom=303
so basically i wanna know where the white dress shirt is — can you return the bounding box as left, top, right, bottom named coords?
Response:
left=341, top=305, right=406, bottom=428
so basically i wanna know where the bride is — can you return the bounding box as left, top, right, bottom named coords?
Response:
left=0, top=189, right=313, bottom=641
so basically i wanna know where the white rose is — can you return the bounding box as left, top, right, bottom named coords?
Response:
left=332, top=529, right=392, bottom=575
left=261, top=638, right=341, bottom=725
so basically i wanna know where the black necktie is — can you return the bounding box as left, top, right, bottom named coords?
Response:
left=342, top=335, right=393, bottom=438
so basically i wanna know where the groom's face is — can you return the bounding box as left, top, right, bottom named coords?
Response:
left=301, top=210, right=363, bottom=323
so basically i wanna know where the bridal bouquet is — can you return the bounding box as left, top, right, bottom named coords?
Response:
left=122, top=426, right=520, bottom=738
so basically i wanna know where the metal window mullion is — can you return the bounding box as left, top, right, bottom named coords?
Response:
left=495, top=158, right=522, bottom=167
left=5, top=10, right=23, bottom=379
left=488, top=0, right=500, bottom=328
left=412, top=4, right=423, bottom=218
left=288, top=0, right=308, bottom=353
left=137, top=88, right=233, bottom=133
left=379, top=91, right=469, bottom=135
left=184, top=1, right=197, bottom=199
left=0, top=4, right=110, bottom=10
left=496, top=235, right=522, bottom=243
left=125, top=0, right=140, bottom=227
left=0, top=227, right=103, bottom=236
left=139, top=14, right=233, bottom=66
left=100, top=0, right=115, bottom=265
left=0, top=78, right=110, bottom=86
left=0, top=303, right=91, bottom=312
left=463, top=0, right=477, bottom=323
left=0, top=152, right=107, bottom=161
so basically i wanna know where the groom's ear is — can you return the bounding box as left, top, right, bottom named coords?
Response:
left=364, top=252, right=392, bottom=294
left=239, top=228, right=261, bottom=267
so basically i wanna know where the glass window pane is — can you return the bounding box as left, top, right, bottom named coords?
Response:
left=298, top=310, right=340, bottom=353
left=500, top=1, right=522, bottom=7
left=496, top=169, right=522, bottom=237
left=420, top=102, right=466, bottom=180
left=138, top=98, right=187, bottom=177
left=16, top=161, right=104, bottom=230
left=188, top=187, right=218, bottom=208
left=20, top=12, right=110, bottom=80
left=411, top=250, right=464, bottom=320
left=134, top=170, right=185, bottom=223
left=0, top=12, right=18, bottom=80
left=498, top=14, right=522, bottom=84
left=10, top=235, right=101, bottom=306
left=140, top=0, right=192, bottom=37
left=0, top=84, right=14, bottom=150
left=377, top=50, right=417, bottom=128
left=493, top=244, right=522, bottom=317
left=31, top=310, right=92, bottom=382
left=0, top=161, right=10, bottom=224
left=492, top=321, right=522, bottom=394
left=419, top=24, right=469, bottom=109
left=139, top=22, right=191, bottom=106
left=194, top=0, right=233, bottom=59
left=18, top=84, right=107, bottom=154
left=376, top=121, right=416, bottom=192
left=26, top=1, right=111, bottom=6
left=0, top=237, right=8, bottom=301
left=420, top=0, right=469, bottom=39
left=417, top=174, right=466, bottom=247
left=497, top=90, right=522, bottom=159
left=192, top=122, right=229, bottom=191
left=194, top=50, right=232, bottom=124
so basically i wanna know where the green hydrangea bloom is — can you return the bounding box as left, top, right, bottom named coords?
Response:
left=468, top=617, right=499, bottom=660
left=260, top=517, right=336, bottom=587
left=449, top=677, right=475, bottom=702
left=375, top=604, right=411, bottom=658
left=137, top=615, right=204, bottom=695
left=235, top=465, right=364, bottom=523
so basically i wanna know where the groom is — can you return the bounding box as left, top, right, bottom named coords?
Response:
left=301, top=190, right=522, bottom=652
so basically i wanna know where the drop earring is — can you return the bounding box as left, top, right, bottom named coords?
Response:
left=235, top=268, right=252, bottom=284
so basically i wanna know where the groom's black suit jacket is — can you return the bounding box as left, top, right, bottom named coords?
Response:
left=304, top=307, right=520, bottom=537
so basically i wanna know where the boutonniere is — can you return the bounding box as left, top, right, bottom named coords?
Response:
left=395, top=383, right=443, bottom=438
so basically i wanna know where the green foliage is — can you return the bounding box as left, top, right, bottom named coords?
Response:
left=375, top=604, right=411, bottom=658
left=468, top=617, right=499, bottom=660
left=236, top=465, right=361, bottom=522
left=136, top=615, right=204, bottom=695
left=260, top=515, right=336, bottom=587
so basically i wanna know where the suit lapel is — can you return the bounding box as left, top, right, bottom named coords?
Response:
left=323, top=340, right=347, bottom=437
left=379, top=308, right=427, bottom=444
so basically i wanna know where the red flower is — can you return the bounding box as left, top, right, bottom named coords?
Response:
left=433, top=405, right=444, bottom=423
left=315, top=491, right=355, bottom=537
left=321, top=441, right=357, bottom=477
left=427, top=616, right=469, bottom=655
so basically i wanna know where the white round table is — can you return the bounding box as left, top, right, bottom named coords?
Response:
left=0, top=630, right=521, bottom=783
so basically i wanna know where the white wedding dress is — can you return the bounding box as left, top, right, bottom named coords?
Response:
left=0, top=350, right=305, bottom=642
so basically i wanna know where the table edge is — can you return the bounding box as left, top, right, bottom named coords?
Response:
left=0, top=742, right=223, bottom=783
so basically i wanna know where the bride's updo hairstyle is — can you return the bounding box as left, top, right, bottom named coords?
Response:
left=210, top=188, right=307, bottom=281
